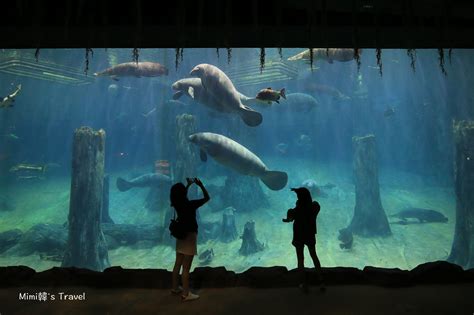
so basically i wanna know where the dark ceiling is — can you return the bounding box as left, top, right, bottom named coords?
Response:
left=2, top=0, right=474, bottom=48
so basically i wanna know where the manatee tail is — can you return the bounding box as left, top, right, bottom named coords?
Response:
left=238, top=105, right=263, bottom=127
left=280, top=88, right=286, bottom=99
left=116, top=177, right=133, bottom=192
left=259, top=170, right=288, bottom=191
left=241, top=97, right=271, bottom=108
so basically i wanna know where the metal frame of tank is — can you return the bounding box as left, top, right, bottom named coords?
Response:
left=0, top=50, right=94, bottom=86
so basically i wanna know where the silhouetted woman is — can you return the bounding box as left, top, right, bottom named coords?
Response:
left=170, top=177, right=210, bottom=301
left=283, top=187, right=324, bottom=292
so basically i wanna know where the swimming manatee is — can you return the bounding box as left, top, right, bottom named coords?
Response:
left=283, top=93, right=319, bottom=112
left=288, top=48, right=361, bottom=63
left=189, top=64, right=263, bottom=127
left=116, top=173, right=171, bottom=192
left=189, top=132, right=288, bottom=191
left=94, top=62, right=169, bottom=80
left=172, top=77, right=267, bottom=112
left=389, top=208, right=448, bottom=224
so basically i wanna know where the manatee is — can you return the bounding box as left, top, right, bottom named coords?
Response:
left=189, top=132, right=288, bottom=191
left=94, top=62, right=169, bottom=80
left=283, top=93, right=319, bottom=112
left=189, top=64, right=263, bottom=127
left=288, top=48, right=361, bottom=63
left=173, top=77, right=268, bottom=112
left=389, top=208, right=449, bottom=224
left=116, top=173, right=171, bottom=192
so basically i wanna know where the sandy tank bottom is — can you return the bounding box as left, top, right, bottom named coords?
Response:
left=0, top=158, right=455, bottom=272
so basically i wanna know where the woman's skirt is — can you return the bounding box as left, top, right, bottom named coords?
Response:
left=176, top=232, right=198, bottom=256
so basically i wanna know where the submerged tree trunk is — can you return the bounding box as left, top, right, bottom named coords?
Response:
left=101, top=175, right=114, bottom=224
left=220, top=208, right=238, bottom=243
left=62, top=127, right=110, bottom=271
left=239, top=221, right=264, bottom=256
left=448, top=121, right=474, bottom=268
left=349, top=135, right=391, bottom=237
left=174, top=114, right=198, bottom=198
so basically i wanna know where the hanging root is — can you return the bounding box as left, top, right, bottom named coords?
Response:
left=260, top=48, right=265, bottom=73
left=376, top=48, right=383, bottom=76
left=180, top=48, right=184, bottom=62
left=448, top=48, right=453, bottom=65
left=438, top=48, right=447, bottom=75
left=407, top=49, right=416, bottom=72
left=34, top=48, right=40, bottom=62
left=84, top=48, right=94, bottom=75
left=175, top=48, right=181, bottom=71
left=227, top=48, right=232, bottom=64
left=309, top=48, right=314, bottom=71
left=132, top=48, right=140, bottom=63
left=354, top=48, right=361, bottom=73
left=278, top=47, right=283, bottom=60
left=216, top=48, right=220, bottom=59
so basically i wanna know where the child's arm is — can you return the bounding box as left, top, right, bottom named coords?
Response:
left=282, top=208, right=295, bottom=222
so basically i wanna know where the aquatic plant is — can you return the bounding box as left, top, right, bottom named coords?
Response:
left=227, top=48, right=232, bottom=64
left=132, top=48, right=140, bottom=63
left=438, top=48, right=447, bottom=75
left=407, top=49, right=416, bottom=72
left=84, top=48, right=94, bottom=75
left=175, top=48, right=181, bottom=71
left=376, top=48, right=382, bottom=76
left=354, top=48, right=361, bottom=72
left=259, top=48, right=265, bottom=73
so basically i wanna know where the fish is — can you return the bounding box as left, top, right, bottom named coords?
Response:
left=94, top=62, right=169, bottom=81
left=275, top=143, right=288, bottom=155
left=0, top=84, right=21, bottom=109
left=304, top=83, right=351, bottom=101
left=287, top=48, right=361, bottom=63
left=255, top=87, right=286, bottom=104
left=198, top=248, right=214, bottom=265
left=384, top=107, right=396, bottom=117
left=189, top=64, right=263, bottom=127
left=389, top=208, right=449, bottom=224
left=1, top=133, right=20, bottom=141
left=189, top=132, right=288, bottom=191
left=296, top=134, right=312, bottom=148
left=141, top=108, right=157, bottom=118
left=16, top=175, right=44, bottom=181
left=116, top=173, right=172, bottom=192
left=9, top=163, right=47, bottom=174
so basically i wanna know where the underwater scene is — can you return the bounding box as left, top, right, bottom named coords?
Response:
left=0, top=48, right=472, bottom=272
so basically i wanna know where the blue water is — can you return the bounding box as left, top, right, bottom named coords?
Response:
left=0, top=48, right=469, bottom=271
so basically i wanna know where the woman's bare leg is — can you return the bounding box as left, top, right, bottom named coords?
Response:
left=172, top=253, right=184, bottom=291
left=181, top=254, right=195, bottom=296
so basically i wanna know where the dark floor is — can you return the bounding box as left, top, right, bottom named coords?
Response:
left=0, top=284, right=473, bottom=315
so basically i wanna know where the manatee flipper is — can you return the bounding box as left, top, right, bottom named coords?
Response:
left=116, top=177, right=133, bottom=192
left=238, top=106, right=263, bottom=127
left=259, top=170, right=288, bottom=191
left=173, top=91, right=184, bottom=100
left=200, top=149, right=208, bottom=162
left=188, top=87, right=195, bottom=99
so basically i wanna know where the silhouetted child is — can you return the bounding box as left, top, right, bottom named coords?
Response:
left=283, top=187, right=325, bottom=292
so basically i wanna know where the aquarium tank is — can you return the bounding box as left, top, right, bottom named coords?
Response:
left=0, top=48, right=471, bottom=272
